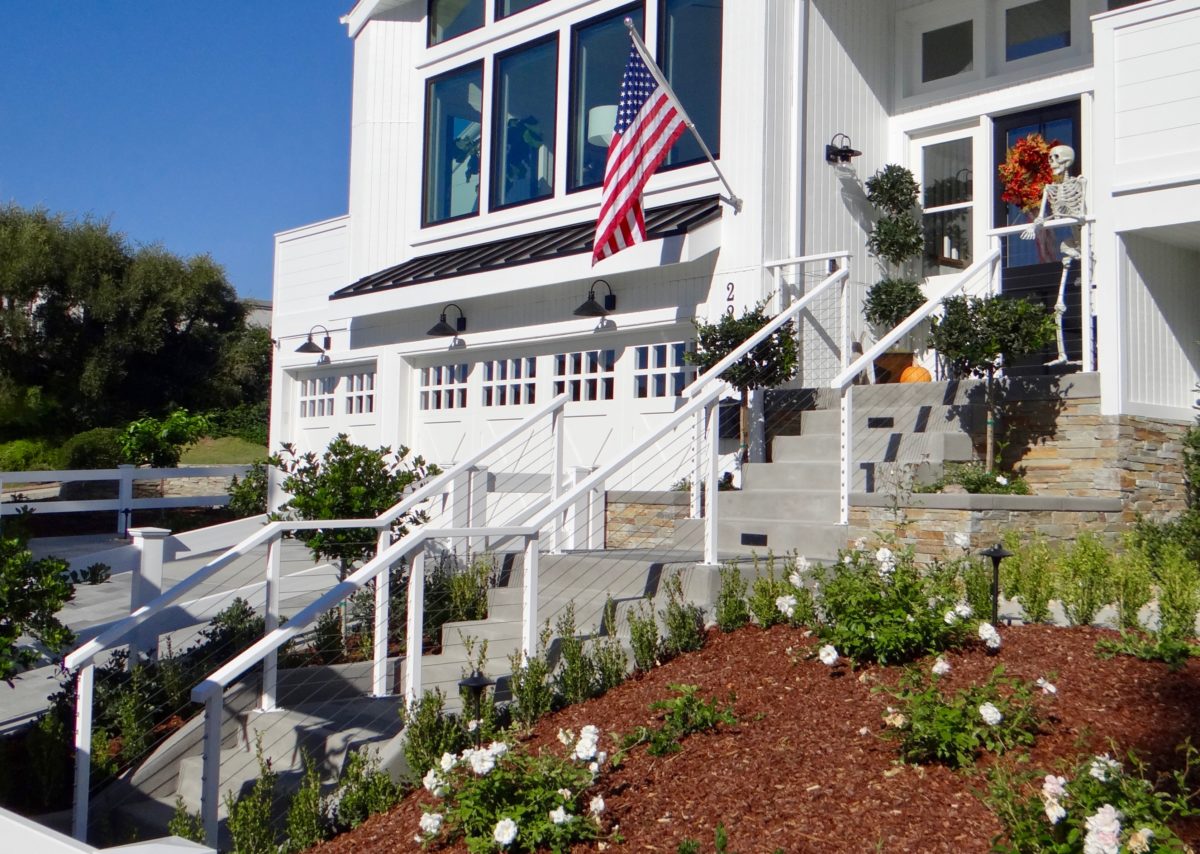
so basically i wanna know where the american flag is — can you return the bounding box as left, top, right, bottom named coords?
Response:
left=592, top=42, right=687, bottom=264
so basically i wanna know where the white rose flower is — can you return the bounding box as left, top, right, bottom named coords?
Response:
left=419, top=811, right=443, bottom=835
left=557, top=787, right=572, bottom=799
left=1082, top=804, right=1122, bottom=854
left=944, top=609, right=958, bottom=625
left=979, top=702, right=1003, bottom=726
left=854, top=537, right=867, bottom=551
left=1127, top=828, right=1154, bottom=854
left=986, top=633, right=1002, bottom=650
left=1036, top=677, right=1057, bottom=695
left=1089, top=755, right=1120, bottom=783
left=422, top=767, right=446, bottom=797
left=466, top=719, right=478, bottom=732
left=843, top=554, right=853, bottom=565
left=549, top=806, right=570, bottom=825
left=796, top=556, right=811, bottom=572
left=1043, top=797, right=1066, bottom=825
left=931, top=657, right=951, bottom=676
left=487, top=740, right=509, bottom=758
left=775, top=594, right=797, bottom=619
left=788, top=571, right=804, bottom=589
left=818, top=644, right=838, bottom=666
left=978, top=623, right=1002, bottom=650
left=955, top=602, right=973, bottom=619
left=996, top=475, right=1009, bottom=486
left=493, top=817, right=519, bottom=846
left=439, top=752, right=457, bottom=772
left=467, top=748, right=496, bottom=776
left=1041, top=774, right=1068, bottom=800
left=589, top=795, right=605, bottom=815
left=557, top=728, right=573, bottom=746
left=574, top=734, right=598, bottom=762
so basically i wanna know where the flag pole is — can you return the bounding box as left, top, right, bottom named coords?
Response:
left=624, top=18, right=742, bottom=212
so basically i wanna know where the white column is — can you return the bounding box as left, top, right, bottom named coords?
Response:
left=566, top=467, right=593, bottom=551
left=468, top=465, right=488, bottom=554
left=404, top=548, right=425, bottom=707
left=259, top=534, right=281, bottom=712
left=71, top=662, right=95, bottom=842
left=372, top=530, right=392, bottom=698
left=128, top=527, right=171, bottom=660
left=704, top=400, right=720, bottom=565
left=521, top=533, right=540, bottom=662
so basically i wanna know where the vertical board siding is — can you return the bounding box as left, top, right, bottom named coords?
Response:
left=1120, top=233, right=1200, bottom=412
left=1112, top=7, right=1200, bottom=185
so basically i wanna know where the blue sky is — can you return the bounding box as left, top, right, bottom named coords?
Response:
left=0, top=4, right=353, bottom=300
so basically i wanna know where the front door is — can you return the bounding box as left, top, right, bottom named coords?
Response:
left=992, top=100, right=1083, bottom=374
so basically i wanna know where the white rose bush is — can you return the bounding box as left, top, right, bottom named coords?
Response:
left=415, top=728, right=616, bottom=852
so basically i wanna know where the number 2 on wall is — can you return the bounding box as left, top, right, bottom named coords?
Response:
left=725, top=281, right=735, bottom=316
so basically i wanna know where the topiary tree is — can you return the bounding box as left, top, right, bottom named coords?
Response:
left=0, top=538, right=74, bottom=686
left=274, top=434, right=439, bottom=578
left=687, top=300, right=798, bottom=462
left=864, top=165, right=925, bottom=336
left=929, top=295, right=1056, bottom=471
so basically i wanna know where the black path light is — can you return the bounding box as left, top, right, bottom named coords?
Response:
left=295, top=325, right=331, bottom=354
left=458, top=669, right=495, bottom=747
left=427, top=303, right=467, bottom=337
left=979, top=542, right=1014, bottom=625
left=573, top=279, right=616, bottom=318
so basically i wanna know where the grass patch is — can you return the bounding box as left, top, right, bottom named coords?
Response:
left=180, top=437, right=266, bottom=465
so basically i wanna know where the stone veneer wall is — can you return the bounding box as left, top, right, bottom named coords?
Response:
left=605, top=490, right=690, bottom=549
left=848, top=494, right=1126, bottom=563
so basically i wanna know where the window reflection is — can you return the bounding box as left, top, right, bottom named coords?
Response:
left=1006, top=0, right=1071, bottom=62
left=661, top=0, right=722, bottom=166
left=429, top=0, right=484, bottom=45
left=493, top=39, right=558, bottom=208
left=424, top=64, right=483, bottom=224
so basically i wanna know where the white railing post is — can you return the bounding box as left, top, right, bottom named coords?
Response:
left=704, top=399, right=720, bottom=565
left=1082, top=221, right=1094, bottom=372
left=566, top=467, right=593, bottom=551
left=551, top=408, right=565, bottom=547
left=690, top=411, right=704, bottom=518
left=372, top=529, right=391, bottom=698
left=404, top=547, right=425, bottom=707
left=449, top=469, right=470, bottom=556
left=521, top=533, right=540, bottom=661
left=128, top=527, right=170, bottom=660
left=587, top=481, right=605, bottom=550
left=201, top=693, right=222, bottom=850
left=990, top=234, right=1003, bottom=297
left=259, top=534, right=281, bottom=712
left=117, top=464, right=135, bottom=535
left=468, top=465, right=488, bottom=554
left=839, top=262, right=850, bottom=371
left=839, top=386, right=853, bottom=525
left=71, top=662, right=95, bottom=842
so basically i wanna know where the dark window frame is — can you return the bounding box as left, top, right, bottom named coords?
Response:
left=655, top=0, right=722, bottom=171
left=427, top=0, right=486, bottom=47
left=566, top=1, right=645, bottom=195
left=489, top=33, right=560, bottom=213
left=421, top=60, right=486, bottom=228
left=495, top=0, right=550, bottom=20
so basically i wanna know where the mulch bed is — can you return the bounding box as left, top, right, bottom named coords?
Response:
left=309, top=624, right=1200, bottom=853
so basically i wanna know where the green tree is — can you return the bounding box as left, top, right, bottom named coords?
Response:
left=929, top=295, right=1056, bottom=470
left=0, top=538, right=74, bottom=685
left=687, top=300, right=798, bottom=461
left=121, top=409, right=211, bottom=467
left=275, top=435, right=439, bottom=577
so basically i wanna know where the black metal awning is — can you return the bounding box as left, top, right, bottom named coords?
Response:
left=330, top=195, right=721, bottom=300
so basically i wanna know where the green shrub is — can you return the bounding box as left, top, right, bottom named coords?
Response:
left=1112, top=542, right=1153, bottom=631
left=113, top=663, right=155, bottom=762
left=553, top=602, right=595, bottom=706
left=881, top=664, right=1047, bottom=768
left=401, top=689, right=466, bottom=781
left=863, top=277, right=924, bottom=330
left=312, top=608, right=345, bottom=664
left=224, top=738, right=277, bottom=854
left=960, top=556, right=994, bottom=622
left=0, top=537, right=75, bottom=685
left=283, top=751, right=329, bottom=851
left=1002, top=531, right=1055, bottom=624
left=915, top=462, right=1031, bottom=495
left=812, top=544, right=966, bottom=665
left=58, top=427, right=124, bottom=469
left=333, top=748, right=400, bottom=831
left=1058, top=533, right=1114, bottom=627
left=228, top=459, right=269, bottom=517
left=67, top=561, right=111, bottom=586
left=660, top=570, right=705, bottom=658
left=591, top=598, right=628, bottom=695
left=627, top=601, right=660, bottom=672
left=747, top=553, right=792, bottom=628
left=714, top=563, right=750, bottom=632
left=621, top=684, right=737, bottom=758
left=507, top=628, right=554, bottom=730
left=0, top=438, right=58, bottom=472
left=206, top=401, right=269, bottom=446
left=1154, top=540, right=1200, bottom=641
left=121, top=409, right=210, bottom=467
left=986, top=746, right=1200, bottom=854
left=168, top=796, right=206, bottom=844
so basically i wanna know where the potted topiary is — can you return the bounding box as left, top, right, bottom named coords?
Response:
left=864, top=165, right=925, bottom=381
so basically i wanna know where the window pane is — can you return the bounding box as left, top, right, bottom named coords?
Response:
left=493, top=39, right=557, bottom=208
left=922, top=139, right=972, bottom=208
left=1006, top=0, right=1071, bottom=62
left=430, top=0, right=484, bottom=45
left=922, top=208, right=972, bottom=277
left=424, top=64, right=483, bottom=224
left=922, top=21, right=973, bottom=83
left=569, top=6, right=645, bottom=191
left=662, top=0, right=722, bottom=166
left=497, top=0, right=547, bottom=18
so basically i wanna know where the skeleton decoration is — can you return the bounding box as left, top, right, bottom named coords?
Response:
left=1020, top=144, right=1086, bottom=366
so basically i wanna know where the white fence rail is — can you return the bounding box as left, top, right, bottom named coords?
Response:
left=0, top=464, right=252, bottom=535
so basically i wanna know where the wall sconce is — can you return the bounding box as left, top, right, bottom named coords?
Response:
left=295, top=325, right=331, bottom=354
left=573, top=279, right=616, bottom=318
left=427, top=303, right=467, bottom=337
left=825, top=133, right=863, bottom=165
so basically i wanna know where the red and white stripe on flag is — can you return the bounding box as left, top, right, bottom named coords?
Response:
left=592, top=44, right=687, bottom=264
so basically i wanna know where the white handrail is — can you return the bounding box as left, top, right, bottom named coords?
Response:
left=63, top=392, right=570, bottom=671
left=685, top=263, right=850, bottom=397
left=763, top=249, right=851, bottom=269
left=831, top=248, right=1001, bottom=390
left=987, top=216, right=1093, bottom=237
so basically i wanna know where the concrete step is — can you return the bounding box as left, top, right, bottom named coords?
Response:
left=719, top=489, right=840, bottom=522
left=798, top=409, right=840, bottom=434
left=772, top=433, right=840, bottom=461
left=717, top=520, right=848, bottom=559
left=742, top=460, right=839, bottom=491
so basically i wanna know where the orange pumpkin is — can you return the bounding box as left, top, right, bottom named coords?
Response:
left=899, top=365, right=932, bottom=383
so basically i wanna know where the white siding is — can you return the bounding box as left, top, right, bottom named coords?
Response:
left=1110, top=4, right=1200, bottom=188
left=1118, top=232, right=1200, bottom=418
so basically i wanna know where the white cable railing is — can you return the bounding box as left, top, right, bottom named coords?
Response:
left=828, top=248, right=1002, bottom=524
left=64, top=391, right=570, bottom=842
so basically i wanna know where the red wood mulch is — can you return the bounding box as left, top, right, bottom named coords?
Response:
left=309, top=624, right=1200, bottom=853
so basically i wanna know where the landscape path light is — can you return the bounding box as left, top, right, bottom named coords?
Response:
left=979, top=542, right=1014, bottom=626
left=458, top=669, right=495, bottom=747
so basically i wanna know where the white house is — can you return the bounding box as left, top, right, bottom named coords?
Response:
left=269, top=0, right=1200, bottom=496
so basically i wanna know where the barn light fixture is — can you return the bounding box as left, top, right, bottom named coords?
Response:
left=295, top=325, right=331, bottom=354
left=573, top=279, right=616, bottom=318
left=825, top=133, right=863, bottom=165
left=427, top=303, right=467, bottom=337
